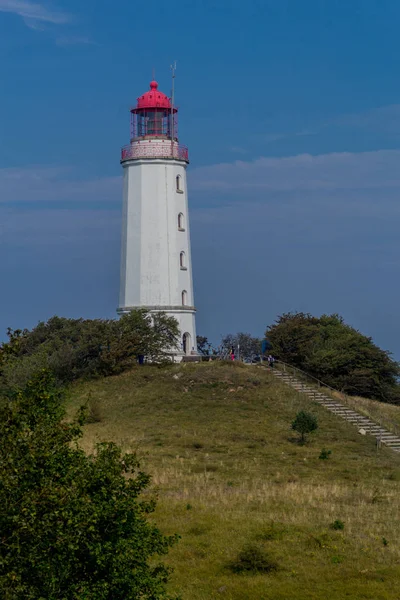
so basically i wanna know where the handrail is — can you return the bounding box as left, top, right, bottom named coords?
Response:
left=272, top=359, right=400, bottom=438
left=274, top=359, right=342, bottom=394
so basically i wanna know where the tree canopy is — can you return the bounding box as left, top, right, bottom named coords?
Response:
left=221, top=333, right=261, bottom=361
left=0, top=310, right=179, bottom=393
left=0, top=372, right=179, bottom=599
left=196, top=336, right=211, bottom=356
left=267, top=312, right=400, bottom=403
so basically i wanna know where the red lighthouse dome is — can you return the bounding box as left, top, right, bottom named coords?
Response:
left=130, top=80, right=177, bottom=141
left=136, top=80, right=172, bottom=110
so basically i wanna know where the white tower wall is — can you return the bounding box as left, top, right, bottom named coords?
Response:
left=119, top=145, right=197, bottom=357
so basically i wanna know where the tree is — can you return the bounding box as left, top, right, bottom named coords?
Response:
left=221, top=333, right=261, bottom=361
left=196, top=336, right=210, bottom=356
left=0, top=310, right=180, bottom=393
left=291, top=410, right=318, bottom=443
left=0, top=372, right=179, bottom=599
left=267, top=313, right=400, bottom=403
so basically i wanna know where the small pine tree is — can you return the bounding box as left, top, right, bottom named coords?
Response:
left=292, top=410, right=318, bottom=443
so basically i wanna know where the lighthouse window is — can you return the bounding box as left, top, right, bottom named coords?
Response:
left=178, top=213, right=185, bottom=231
left=180, top=252, right=187, bottom=270
left=176, top=175, right=183, bottom=193
left=182, top=290, right=187, bottom=306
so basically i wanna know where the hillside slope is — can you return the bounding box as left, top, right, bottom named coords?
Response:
left=68, top=362, right=400, bottom=600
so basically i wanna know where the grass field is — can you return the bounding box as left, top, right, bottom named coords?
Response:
left=68, top=362, right=400, bottom=600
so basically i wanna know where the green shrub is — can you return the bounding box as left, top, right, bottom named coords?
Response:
left=291, top=411, right=318, bottom=443
left=0, top=311, right=179, bottom=393
left=266, top=312, right=400, bottom=402
left=192, top=442, right=204, bottom=449
left=229, top=544, right=278, bottom=574
left=330, top=519, right=345, bottom=530
left=319, top=448, right=332, bottom=460
left=85, top=393, right=102, bottom=424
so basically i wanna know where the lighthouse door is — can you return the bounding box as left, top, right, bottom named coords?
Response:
left=182, top=333, right=191, bottom=355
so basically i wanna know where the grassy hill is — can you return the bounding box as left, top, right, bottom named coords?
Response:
left=68, top=362, right=400, bottom=600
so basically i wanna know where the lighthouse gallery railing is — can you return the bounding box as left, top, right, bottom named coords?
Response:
left=121, top=141, right=189, bottom=162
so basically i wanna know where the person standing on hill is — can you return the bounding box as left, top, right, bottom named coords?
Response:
left=230, top=346, right=235, bottom=361
left=268, top=354, right=275, bottom=369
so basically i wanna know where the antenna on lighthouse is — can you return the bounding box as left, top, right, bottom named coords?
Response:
left=170, top=61, right=177, bottom=155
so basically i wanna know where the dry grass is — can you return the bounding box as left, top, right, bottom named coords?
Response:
left=67, top=362, right=400, bottom=599
left=328, top=389, right=400, bottom=432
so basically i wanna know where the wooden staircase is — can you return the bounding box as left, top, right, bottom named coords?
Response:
left=271, top=367, right=400, bottom=453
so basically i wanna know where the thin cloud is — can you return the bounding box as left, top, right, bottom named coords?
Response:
left=1, top=208, right=120, bottom=247
left=190, top=149, right=400, bottom=192
left=254, top=130, right=317, bottom=144
left=289, top=105, right=400, bottom=140
left=335, top=104, right=400, bottom=134
left=228, top=145, right=248, bottom=154
left=255, top=105, right=400, bottom=146
left=0, top=166, right=120, bottom=203
left=0, top=0, right=69, bottom=25
left=56, top=35, right=94, bottom=46
left=5, top=149, right=400, bottom=206
left=260, top=133, right=288, bottom=143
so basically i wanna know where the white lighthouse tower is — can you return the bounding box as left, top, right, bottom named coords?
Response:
left=118, top=78, right=197, bottom=359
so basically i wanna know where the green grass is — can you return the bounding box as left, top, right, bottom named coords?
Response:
left=67, top=362, right=400, bottom=599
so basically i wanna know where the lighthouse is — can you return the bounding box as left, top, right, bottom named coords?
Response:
left=118, top=78, right=197, bottom=359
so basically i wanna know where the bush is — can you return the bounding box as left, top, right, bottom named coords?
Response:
left=266, top=312, right=400, bottom=402
left=229, top=544, right=278, bottom=574
left=85, top=392, right=102, bottom=424
left=292, top=410, right=318, bottom=443
left=330, top=519, right=345, bottom=530
left=192, top=442, right=204, bottom=449
left=0, top=310, right=179, bottom=393
left=319, top=448, right=332, bottom=460
left=0, top=372, right=179, bottom=599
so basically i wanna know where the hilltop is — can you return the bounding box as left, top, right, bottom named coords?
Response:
left=68, top=362, right=400, bottom=600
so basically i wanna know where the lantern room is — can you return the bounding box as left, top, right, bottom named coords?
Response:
left=130, top=80, right=178, bottom=141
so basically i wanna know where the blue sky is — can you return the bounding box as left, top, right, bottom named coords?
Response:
left=2, top=0, right=400, bottom=356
